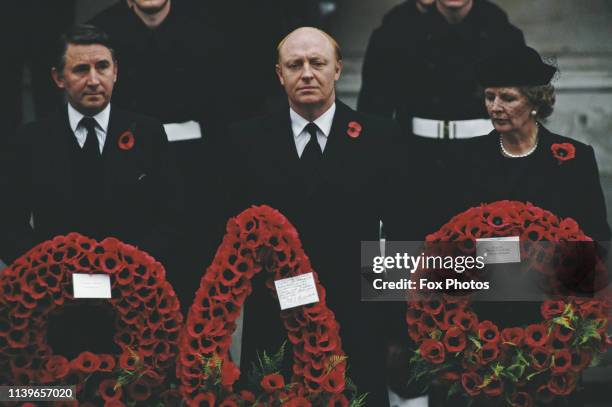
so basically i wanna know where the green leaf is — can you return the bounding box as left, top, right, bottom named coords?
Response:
left=589, top=353, right=601, bottom=368
left=503, top=364, right=525, bottom=382
left=526, top=368, right=548, bottom=381
left=447, top=382, right=461, bottom=399
left=468, top=335, right=482, bottom=350
left=491, top=363, right=504, bottom=377
left=552, top=316, right=574, bottom=330
left=349, top=392, right=368, bottom=407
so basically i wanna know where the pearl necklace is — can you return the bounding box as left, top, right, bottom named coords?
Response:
left=499, top=126, right=539, bottom=158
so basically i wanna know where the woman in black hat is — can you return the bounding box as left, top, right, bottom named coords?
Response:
left=441, top=45, right=610, bottom=407
left=460, top=45, right=610, bottom=242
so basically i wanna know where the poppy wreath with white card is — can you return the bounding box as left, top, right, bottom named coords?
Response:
left=0, top=233, right=183, bottom=405
left=177, top=205, right=364, bottom=406
left=405, top=200, right=611, bottom=406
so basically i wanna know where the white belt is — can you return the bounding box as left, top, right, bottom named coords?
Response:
left=412, top=117, right=493, bottom=139
left=163, top=120, right=202, bottom=142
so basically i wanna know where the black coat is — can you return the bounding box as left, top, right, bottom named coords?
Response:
left=90, top=3, right=232, bottom=289
left=0, top=106, right=183, bottom=267
left=358, top=0, right=525, bottom=133
left=222, top=100, right=413, bottom=406
left=460, top=126, right=611, bottom=242
left=90, top=2, right=228, bottom=131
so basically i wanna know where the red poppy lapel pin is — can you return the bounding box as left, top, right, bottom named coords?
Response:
left=347, top=121, right=362, bottom=138
left=551, top=143, right=575, bottom=164
left=118, top=128, right=135, bottom=151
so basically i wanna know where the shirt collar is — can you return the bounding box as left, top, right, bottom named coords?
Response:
left=68, top=103, right=111, bottom=133
left=290, top=102, right=336, bottom=139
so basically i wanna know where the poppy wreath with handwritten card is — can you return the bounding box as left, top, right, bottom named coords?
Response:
left=0, top=233, right=183, bottom=405
left=177, top=205, right=364, bottom=406
left=406, top=200, right=611, bottom=406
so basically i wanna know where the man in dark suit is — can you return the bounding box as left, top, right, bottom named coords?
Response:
left=224, top=27, right=408, bottom=406
left=0, top=24, right=182, bottom=271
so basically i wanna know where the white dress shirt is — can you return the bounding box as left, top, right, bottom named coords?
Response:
left=67, top=103, right=111, bottom=154
left=290, top=103, right=335, bottom=158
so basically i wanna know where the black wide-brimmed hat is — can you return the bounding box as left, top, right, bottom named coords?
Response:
left=476, top=45, right=557, bottom=87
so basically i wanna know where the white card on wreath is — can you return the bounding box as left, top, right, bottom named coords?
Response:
left=476, top=236, right=521, bottom=264
left=72, top=273, right=112, bottom=299
left=274, top=272, right=319, bottom=310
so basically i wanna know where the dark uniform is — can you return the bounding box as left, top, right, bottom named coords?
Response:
left=358, top=1, right=525, bottom=403
left=358, top=0, right=524, bottom=132
left=90, top=3, right=229, bottom=312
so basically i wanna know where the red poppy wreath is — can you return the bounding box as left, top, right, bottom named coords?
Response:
left=0, top=233, right=184, bottom=406
left=405, top=201, right=611, bottom=406
left=177, top=205, right=363, bottom=407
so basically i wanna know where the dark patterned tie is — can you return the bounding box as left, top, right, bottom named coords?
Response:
left=79, top=117, right=101, bottom=161
left=301, top=122, right=323, bottom=164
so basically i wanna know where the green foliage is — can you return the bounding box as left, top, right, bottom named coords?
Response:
left=247, top=342, right=287, bottom=393
left=468, top=335, right=482, bottom=350
left=447, top=381, right=461, bottom=399
left=325, top=355, right=348, bottom=374
left=115, top=347, right=146, bottom=390
left=349, top=393, right=368, bottom=407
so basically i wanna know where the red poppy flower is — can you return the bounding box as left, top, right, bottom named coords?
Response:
left=548, top=373, right=576, bottom=396
left=541, top=300, right=565, bottom=319
left=321, top=368, right=345, bottom=393
left=443, top=327, right=466, bottom=352
left=99, top=379, right=122, bottom=402
left=552, top=323, right=574, bottom=343
left=126, top=379, right=152, bottom=401
left=420, top=339, right=445, bottom=364
left=346, top=121, right=362, bottom=138
left=461, top=372, right=482, bottom=396
left=70, top=351, right=101, bottom=373
left=219, top=398, right=240, bottom=407
left=118, top=350, right=141, bottom=371
left=260, top=373, right=285, bottom=393
left=479, top=342, right=500, bottom=364
left=327, top=393, right=350, bottom=407
left=191, top=392, right=216, bottom=406
left=44, top=355, right=70, bottom=379
left=483, top=376, right=503, bottom=397
left=221, top=360, right=240, bottom=387
left=501, top=327, right=524, bottom=346
left=478, top=320, right=500, bottom=344
left=423, top=299, right=444, bottom=315
left=530, top=346, right=552, bottom=370
left=455, top=310, right=478, bottom=331
left=551, top=143, right=575, bottom=163
left=118, top=130, right=135, bottom=151
left=525, top=324, right=549, bottom=348
left=551, top=349, right=572, bottom=374
left=239, top=390, right=256, bottom=402
left=570, top=349, right=592, bottom=372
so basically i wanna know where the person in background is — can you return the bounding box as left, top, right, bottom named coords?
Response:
left=90, top=0, right=228, bottom=310
left=358, top=0, right=525, bottom=231
left=1, top=0, right=75, bottom=141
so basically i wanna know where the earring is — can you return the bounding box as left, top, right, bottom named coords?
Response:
left=531, top=110, right=537, bottom=116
